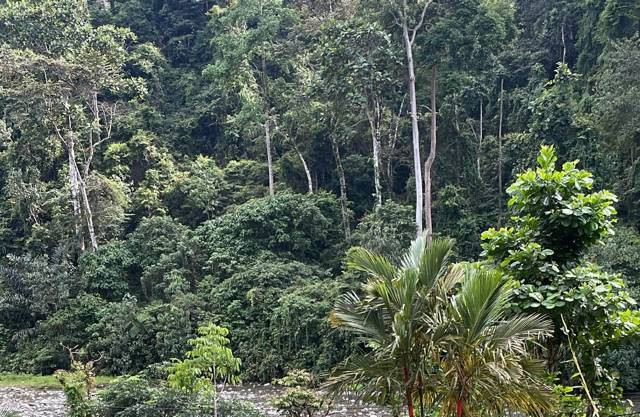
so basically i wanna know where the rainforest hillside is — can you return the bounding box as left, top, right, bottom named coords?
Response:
left=0, top=0, right=639, bottom=394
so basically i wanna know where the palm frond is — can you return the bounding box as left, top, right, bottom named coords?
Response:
left=415, top=237, right=455, bottom=291
left=347, top=247, right=396, bottom=281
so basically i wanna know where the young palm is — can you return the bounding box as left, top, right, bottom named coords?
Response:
left=327, top=235, right=462, bottom=417
left=435, top=266, right=554, bottom=417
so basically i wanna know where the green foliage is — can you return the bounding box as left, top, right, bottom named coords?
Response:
left=87, top=296, right=197, bottom=375
left=482, top=145, right=640, bottom=410
left=194, top=192, right=344, bottom=277
left=97, top=376, right=265, bottom=417
left=208, top=258, right=347, bottom=380
left=329, top=236, right=554, bottom=416
left=168, top=323, right=241, bottom=394
left=0, top=0, right=639, bottom=398
left=271, top=370, right=330, bottom=417
left=351, top=201, right=415, bottom=261
left=549, top=383, right=588, bottom=417
left=78, top=241, right=135, bottom=301
left=164, top=156, right=230, bottom=226
left=482, top=145, right=617, bottom=275
left=0, top=251, right=77, bottom=327
left=127, top=216, right=191, bottom=300
left=55, top=359, right=97, bottom=417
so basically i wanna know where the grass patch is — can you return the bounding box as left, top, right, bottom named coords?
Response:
left=0, top=373, right=116, bottom=389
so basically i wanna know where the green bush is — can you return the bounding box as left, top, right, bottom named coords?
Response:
left=79, top=241, right=136, bottom=301
left=351, top=201, right=415, bottom=261
left=87, top=296, right=198, bottom=375
left=97, top=376, right=265, bottom=417
left=193, top=192, right=345, bottom=278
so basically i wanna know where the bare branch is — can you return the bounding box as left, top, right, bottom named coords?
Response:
left=410, top=0, right=434, bottom=45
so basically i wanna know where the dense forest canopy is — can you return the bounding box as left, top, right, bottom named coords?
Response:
left=0, top=0, right=639, bottom=413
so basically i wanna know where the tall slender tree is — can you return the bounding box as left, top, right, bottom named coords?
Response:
left=385, top=0, right=434, bottom=234
left=204, top=0, right=298, bottom=197
left=0, top=0, right=143, bottom=251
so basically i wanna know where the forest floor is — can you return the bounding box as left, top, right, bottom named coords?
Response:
left=0, top=383, right=389, bottom=417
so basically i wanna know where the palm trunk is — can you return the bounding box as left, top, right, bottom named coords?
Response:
left=417, top=374, right=425, bottom=417
left=265, top=120, right=275, bottom=196
left=457, top=398, right=464, bottom=417
left=403, top=366, right=415, bottom=417
left=402, top=19, right=423, bottom=236
left=424, top=66, right=437, bottom=244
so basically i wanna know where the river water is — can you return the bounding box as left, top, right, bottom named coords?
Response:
left=0, top=384, right=389, bottom=417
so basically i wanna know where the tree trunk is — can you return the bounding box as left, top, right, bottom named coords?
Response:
left=424, top=66, right=437, bottom=245
left=213, top=366, right=218, bottom=417
left=402, top=21, right=423, bottom=236
left=403, top=366, right=415, bottom=417
left=457, top=398, right=464, bottom=417
left=67, top=134, right=84, bottom=252
left=366, top=101, right=383, bottom=208
left=417, top=374, right=425, bottom=417
left=386, top=96, right=404, bottom=196
left=75, top=164, right=98, bottom=250
left=295, top=144, right=313, bottom=194
left=561, top=23, right=567, bottom=64
left=477, top=98, right=483, bottom=180
left=330, top=135, right=350, bottom=238
left=498, top=78, right=504, bottom=226
left=265, top=120, right=275, bottom=196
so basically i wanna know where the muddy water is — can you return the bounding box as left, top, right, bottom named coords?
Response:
left=0, top=384, right=389, bottom=417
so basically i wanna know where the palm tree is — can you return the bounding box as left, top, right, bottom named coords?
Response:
left=327, top=236, right=462, bottom=417
left=435, top=266, right=554, bottom=417
left=328, top=236, right=555, bottom=417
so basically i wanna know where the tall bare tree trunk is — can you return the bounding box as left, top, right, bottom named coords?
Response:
left=294, top=143, right=313, bottom=194
left=477, top=98, right=483, bottom=180
left=70, top=147, right=98, bottom=250
left=265, top=120, right=275, bottom=196
left=67, top=134, right=84, bottom=252
left=77, top=170, right=98, bottom=250
left=498, top=78, right=504, bottom=226
left=561, top=23, right=567, bottom=64
left=403, top=24, right=423, bottom=235
left=330, top=135, right=350, bottom=238
left=424, top=66, right=437, bottom=244
left=366, top=100, right=383, bottom=208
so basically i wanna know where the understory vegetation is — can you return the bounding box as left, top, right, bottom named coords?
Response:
left=0, top=0, right=639, bottom=416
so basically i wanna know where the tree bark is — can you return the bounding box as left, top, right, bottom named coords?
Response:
left=366, top=100, right=383, bottom=208
left=265, top=120, right=275, bottom=196
left=403, top=366, right=415, bottom=417
left=330, top=135, right=350, bottom=238
left=294, top=143, right=313, bottom=194
left=477, top=98, right=483, bottom=180
left=74, top=162, right=98, bottom=250
left=498, top=78, right=504, bottom=226
left=424, top=66, right=437, bottom=245
left=66, top=134, right=84, bottom=252
left=402, top=17, right=423, bottom=236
